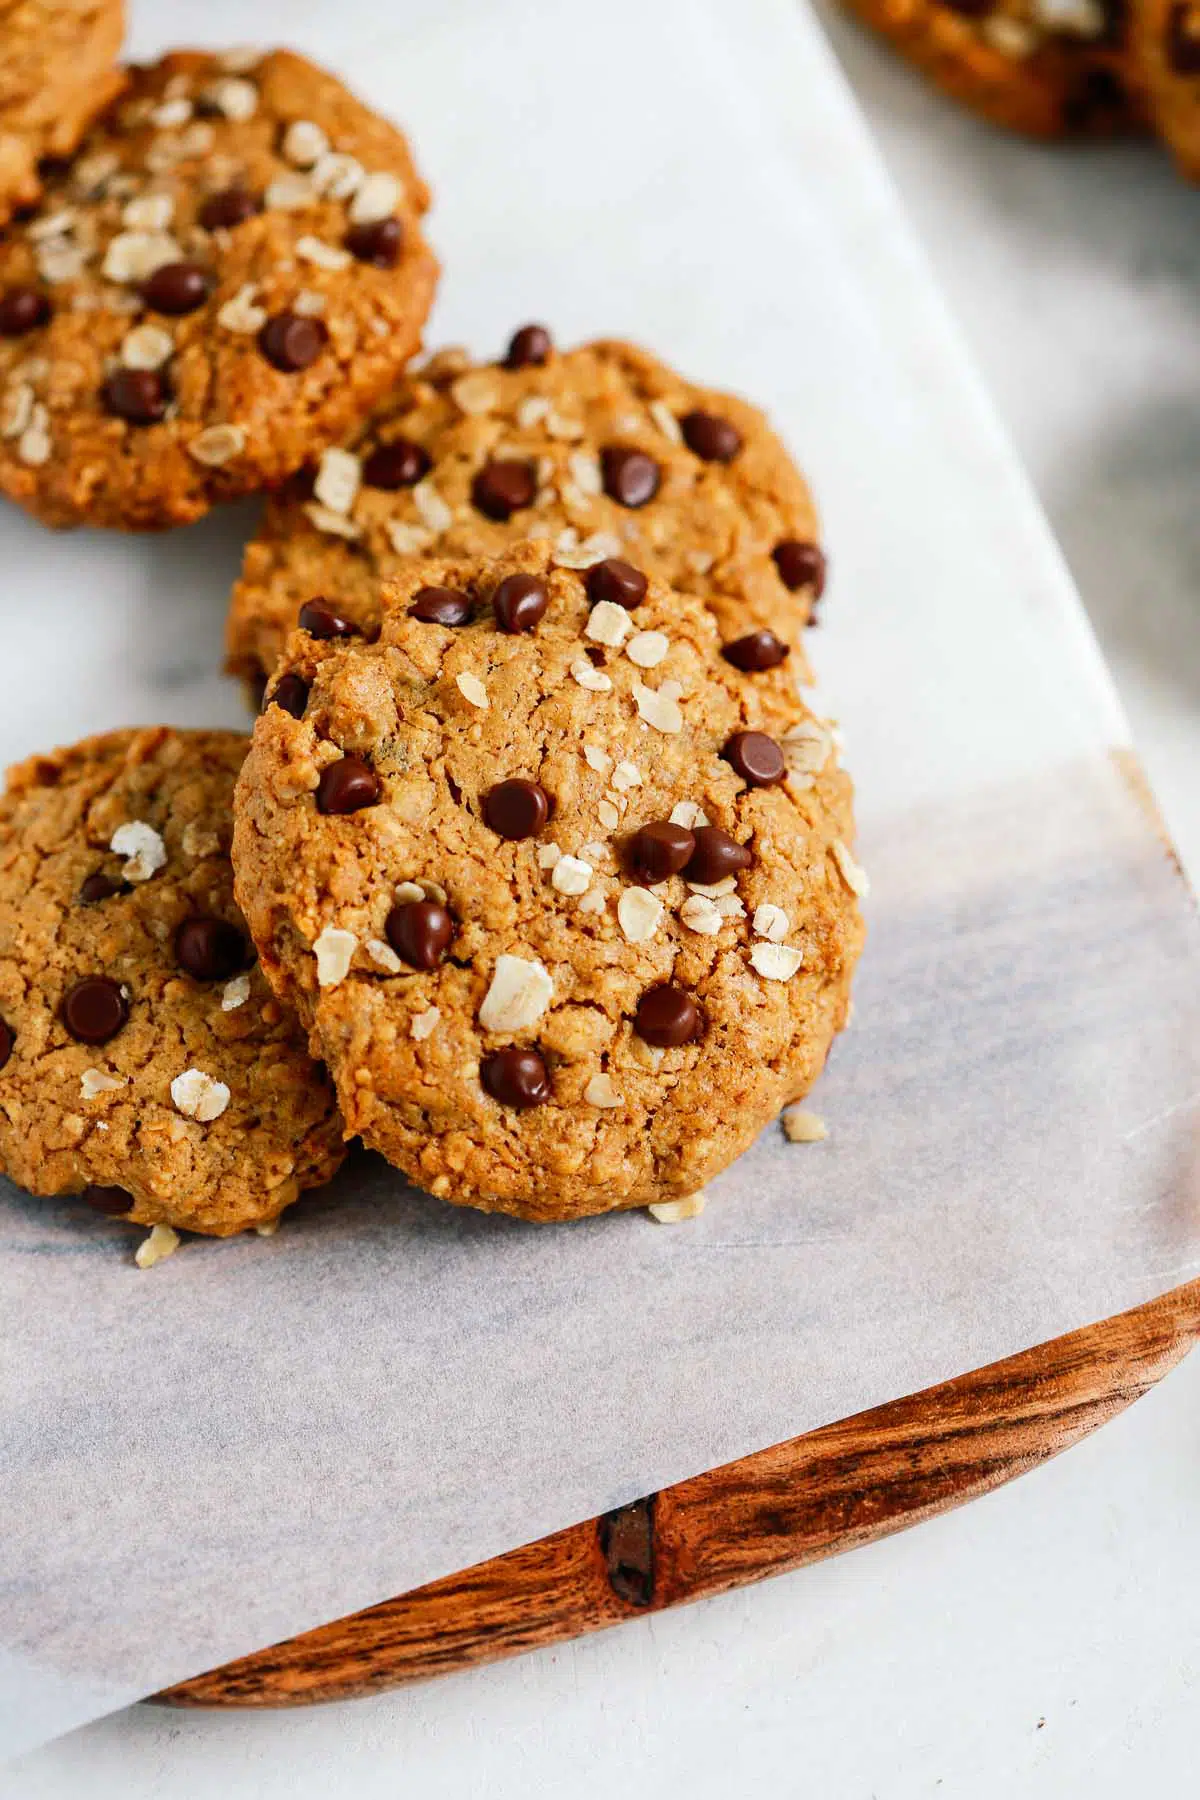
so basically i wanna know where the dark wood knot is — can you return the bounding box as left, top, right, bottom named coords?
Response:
left=598, top=1495, right=656, bottom=1607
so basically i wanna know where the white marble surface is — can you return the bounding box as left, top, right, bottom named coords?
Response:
left=7, top=6, right=1200, bottom=1796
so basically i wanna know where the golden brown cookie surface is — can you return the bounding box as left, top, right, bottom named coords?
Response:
left=0, top=726, right=345, bottom=1234
left=225, top=333, right=826, bottom=689
left=232, top=544, right=863, bottom=1223
left=839, top=0, right=1146, bottom=136
left=1134, top=0, right=1200, bottom=174
left=0, top=47, right=438, bottom=528
left=0, top=0, right=126, bottom=222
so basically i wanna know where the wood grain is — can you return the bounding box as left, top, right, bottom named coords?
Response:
left=158, top=1278, right=1200, bottom=1708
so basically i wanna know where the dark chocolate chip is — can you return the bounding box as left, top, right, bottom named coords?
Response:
left=586, top=558, right=647, bottom=610
left=941, top=0, right=992, bottom=12
left=680, top=409, right=742, bottom=462
left=345, top=216, right=403, bottom=267
left=409, top=585, right=472, bottom=626
left=198, top=186, right=260, bottom=231
left=601, top=446, right=660, bottom=508
left=363, top=437, right=430, bottom=489
left=1167, top=1, right=1200, bottom=71
left=316, top=756, right=381, bottom=815
left=141, top=260, right=209, bottom=315
left=492, top=572, right=548, bottom=633
left=472, top=458, right=536, bottom=520
left=635, top=983, right=703, bottom=1048
left=174, top=915, right=246, bottom=982
left=101, top=367, right=169, bottom=424
left=298, top=599, right=357, bottom=639
left=0, top=1018, right=12, bottom=1069
left=82, top=1184, right=133, bottom=1216
left=384, top=899, right=455, bottom=970
left=503, top=323, right=552, bottom=368
left=258, top=310, right=328, bottom=372
left=1063, top=65, right=1129, bottom=128
left=267, top=673, right=309, bottom=718
left=0, top=285, right=50, bottom=336
left=61, top=977, right=128, bottom=1045
left=483, top=778, right=551, bottom=840
left=630, top=821, right=696, bottom=883
left=686, top=826, right=753, bottom=885
left=481, top=1046, right=551, bottom=1108
left=78, top=872, right=128, bottom=904
left=772, top=538, right=827, bottom=597
left=722, top=730, right=786, bottom=787
left=722, top=629, right=789, bottom=672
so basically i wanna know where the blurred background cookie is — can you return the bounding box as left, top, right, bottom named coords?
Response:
left=0, top=0, right=126, bottom=222
left=1134, top=0, right=1200, bottom=173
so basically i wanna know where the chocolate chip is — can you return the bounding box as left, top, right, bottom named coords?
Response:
left=483, top=778, right=551, bottom=839
left=772, top=539, right=826, bottom=598
left=258, top=310, right=328, bottom=372
left=0, top=285, right=50, bottom=336
left=680, top=409, right=742, bottom=462
left=941, top=0, right=991, bottom=12
left=686, top=826, right=753, bottom=885
left=472, top=459, right=536, bottom=520
left=345, top=216, right=403, bottom=267
left=586, top=558, right=648, bottom=610
left=266, top=673, right=309, bottom=718
left=481, top=1046, right=551, bottom=1108
left=1063, top=66, right=1128, bottom=128
left=1167, top=1, right=1200, bottom=71
left=363, top=437, right=430, bottom=489
left=82, top=1184, right=133, bottom=1216
left=316, top=756, right=380, bottom=815
left=635, top=983, right=703, bottom=1048
left=630, top=821, right=696, bottom=883
left=299, top=599, right=357, bottom=639
left=141, top=261, right=209, bottom=315
left=384, top=899, right=455, bottom=969
left=503, top=323, right=552, bottom=368
left=198, top=186, right=260, bottom=231
left=409, top=585, right=472, bottom=626
left=492, top=572, right=549, bottom=633
left=0, top=1018, right=12, bottom=1069
left=601, top=446, right=660, bottom=508
left=101, top=367, right=169, bottom=424
left=722, top=630, right=789, bottom=672
left=175, top=915, right=246, bottom=982
left=78, top=872, right=128, bottom=904
left=723, top=731, right=785, bottom=787
left=62, top=977, right=128, bottom=1045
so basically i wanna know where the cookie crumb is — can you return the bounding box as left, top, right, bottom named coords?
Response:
left=135, top=1223, right=181, bottom=1268
left=170, top=1068, right=231, bottom=1122
left=648, top=1191, right=706, bottom=1223
left=314, top=925, right=357, bottom=987
left=783, top=1106, right=827, bottom=1143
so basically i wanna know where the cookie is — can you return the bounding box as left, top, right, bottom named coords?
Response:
left=1134, top=0, right=1200, bottom=174
left=0, top=726, right=345, bottom=1235
left=839, top=0, right=1146, bottom=137
left=0, top=46, right=438, bottom=529
left=231, top=543, right=864, bottom=1223
left=225, top=332, right=827, bottom=691
left=0, top=0, right=126, bottom=222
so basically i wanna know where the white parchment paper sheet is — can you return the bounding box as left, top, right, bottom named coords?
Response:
left=1, top=0, right=1198, bottom=1758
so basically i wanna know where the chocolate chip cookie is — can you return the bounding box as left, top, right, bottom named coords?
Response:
left=0, top=0, right=126, bottom=222
left=1134, top=0, right=1200, bottom=174
left=225, top=332, right=827, bottom=690
left=232, top=543, right=863, bottom=1223
left=839, top=0, right=1146, bottom=136
left=0, top=47, right=438, bottom=529
left=0, top=726, right=345, bottom=1234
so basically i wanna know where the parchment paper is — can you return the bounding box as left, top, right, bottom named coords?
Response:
left=2, top=0, right=1198, bottom=1759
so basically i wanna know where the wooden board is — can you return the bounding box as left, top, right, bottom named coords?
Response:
left=158, top=1278, right=1200, bottom=1708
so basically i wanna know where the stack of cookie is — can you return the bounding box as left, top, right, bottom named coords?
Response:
left=841, top=0, right=1200, bottom=171
left=0, top=22, right=865, bottom=1254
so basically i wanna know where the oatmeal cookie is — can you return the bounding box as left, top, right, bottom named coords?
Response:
left=0, top=47, right=437, bottom=528
left=0, top=726, right=345, bottom=1234
left=225, top=331, right=827, bottom=689
left=0, top=0, right=126, bottom=222
left=232, top=542, right=863, bottom=1223
left=1134, top=0, right=1200, bottom=175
